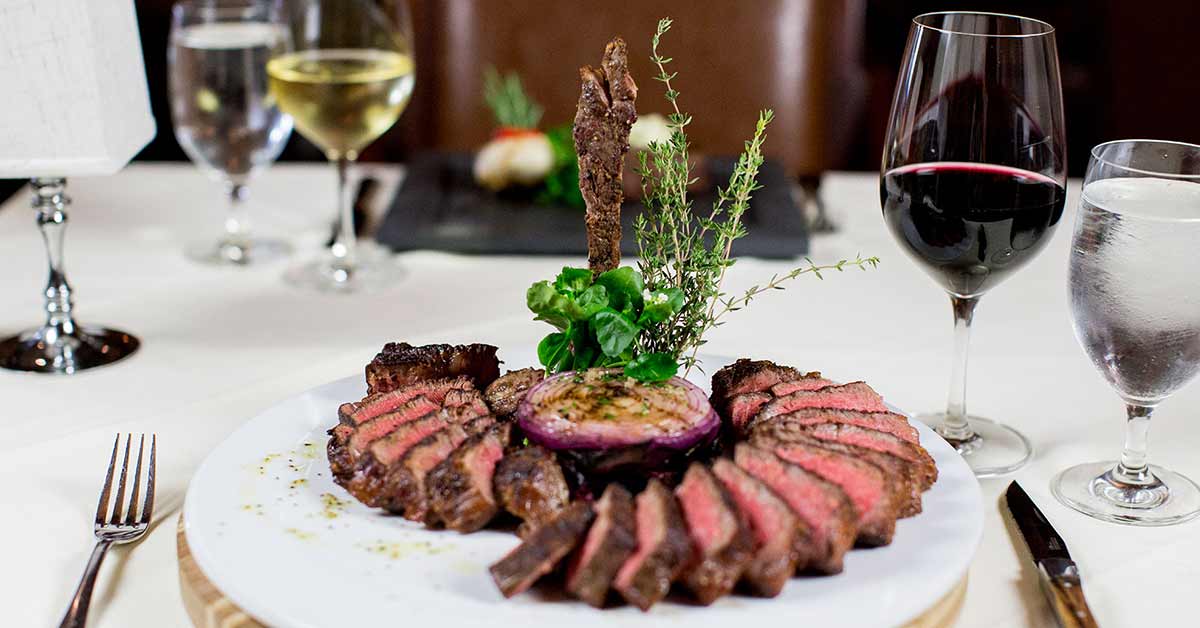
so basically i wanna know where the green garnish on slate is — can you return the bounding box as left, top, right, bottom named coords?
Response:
left=528, top=266, right=683, bottom=382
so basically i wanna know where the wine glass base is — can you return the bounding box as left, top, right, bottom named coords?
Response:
left=0, top=325, right=139, bottom=374
left=1052, top=461, right=1200, bottom=526
left=915, top=412, right=1033, bottom=478
left=185, top=237, right=292, bottom=267
left=283, top=244, right=403, bottom=293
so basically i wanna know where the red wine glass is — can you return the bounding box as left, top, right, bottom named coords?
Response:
left=880, top=12, right=1067, bottom=477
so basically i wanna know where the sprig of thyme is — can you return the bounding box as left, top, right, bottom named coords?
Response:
left=634, top=18, right=879, bottom=375
left=483, top=67, right=543, bottom=129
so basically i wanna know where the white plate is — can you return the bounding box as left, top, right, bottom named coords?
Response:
left=184, top=352, right=983, bottom=628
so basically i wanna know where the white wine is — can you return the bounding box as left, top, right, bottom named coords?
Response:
left=267, top=49, right=415, bottom=159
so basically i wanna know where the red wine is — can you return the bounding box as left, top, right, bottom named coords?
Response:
left=881, top=162, right=1065, bottom=297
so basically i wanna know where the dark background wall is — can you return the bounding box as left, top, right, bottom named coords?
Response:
left=121, top=0, right=1200, bottom=179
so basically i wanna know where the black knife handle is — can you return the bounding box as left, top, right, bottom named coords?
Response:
left=1038, top=563, right=1099, bottom=628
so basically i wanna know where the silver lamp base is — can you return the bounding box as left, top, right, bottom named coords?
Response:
left=0, top=325, right=139, bottom=374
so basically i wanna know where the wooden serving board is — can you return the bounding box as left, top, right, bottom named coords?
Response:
left=177, top=516, right=967, bottom=628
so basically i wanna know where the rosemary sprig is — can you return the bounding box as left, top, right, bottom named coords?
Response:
left=483, top=67, right=543, bottom=129
left=633, top=18, right=880, bottom=375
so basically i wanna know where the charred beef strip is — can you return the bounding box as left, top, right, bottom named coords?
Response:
left=734, top=444, right=857, bottom=574
left=428, top=424, right=512, bottom=532
left=710, top=459, right=813, bottom=596
left=494, top=445, right=571, bottom=538
left=490, top=501, right=595, bottom=598
left=365, top=342, right=500, bottom=395
left=565, top=483, right=638, bottom=607
left=327, top=424, right=356, bottom=483
left=801, top=422, right=938, bottom=491
left=752, top=382, right=890, bottom=428
left=338, top=376, right=474, bottom=426
left=613, top=479, right=694, bottom=611
left=675, top=463, right=755, bottom=605
left=749, top=407, right=920, bottom=445
left=752, top=420, right=924, bottom=517
left=574, top=38, right=637, bottom=275
left=484, top=368, right=545, bottom=420
left=771, top=442, right=900, bottom=547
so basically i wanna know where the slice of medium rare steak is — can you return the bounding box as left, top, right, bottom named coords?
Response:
left=753, top=382, right=889, bottom=427
left=772, top=442, right=901, bottom=546
left=752, top=420, right=923, bottom=517
left=613, top=479, right=694, bottom=611
left=494, top=445, right=571, bottom=538
left=769, top=373, right=836, bottom=396
left=490, top=501, right=595, bottom=598
left=443, top=388, right=491, bottom=417
left=346, top=395, right=442, bottom=456
left=338, top=376, right=474, bottom=426
left=711, top=459, right=813, bottom=596
left=751, top=407, right=920, bottom=445
left=802, top=422, right=938, bottom=491
left=675, top=463, right=755, bottom=605
left=565, top=483, right=637, bottom=608
left=382, top=423, right=475, bottom=521
left=427, top=424, right=512, bottom=532
left=343, top=415, right=452, bottom=507
left=365, top=342, right=500, bottom=394
left=711, top=359, right=804, bottom=401
left=727, top=392, right=772, bottom=435
left=735, top=444, right=857, bottom=574
left=484, top=368, right=545, bottom=419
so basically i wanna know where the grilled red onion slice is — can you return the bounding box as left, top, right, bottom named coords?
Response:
left=517, top=369, right=719, bottom=473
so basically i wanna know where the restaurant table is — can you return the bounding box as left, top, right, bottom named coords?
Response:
left=1, top=163, right=1195, bottom=628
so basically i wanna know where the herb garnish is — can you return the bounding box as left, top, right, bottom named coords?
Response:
left=483, top=67, right=542, bottom=129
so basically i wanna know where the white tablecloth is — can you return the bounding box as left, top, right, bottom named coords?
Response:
left=0, top=164, right=1195, bottom=627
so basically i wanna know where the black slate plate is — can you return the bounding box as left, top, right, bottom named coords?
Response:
left=375, top=152, right=808, bottom=259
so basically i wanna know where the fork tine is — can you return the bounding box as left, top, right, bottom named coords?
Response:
left=94, top=435, right=121, bottom=527
left=124, top=435, right=145, bottom=526
left=140, top=435, right=156, bottom=525
left=110, top=434, right=132, bottom=524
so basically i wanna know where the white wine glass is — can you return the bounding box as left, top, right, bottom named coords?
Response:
left=1054, top=139, right=1200, bottom=526
left=168, top=0, right=295, bottom=266
left=268, top=0, right=415, bottom=292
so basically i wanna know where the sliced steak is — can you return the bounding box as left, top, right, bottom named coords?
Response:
left=565, top=484, right=637, bottom=608
left=726, top=392, right=772, bottom=435
left=675, top=463, right=755, bottom=605
left=753, top=382, right=890, bottom=427
left=490, top=501, right=595, bottom=598
left=337, top=376, right=473, bottom=425
left=365, top=342, right=500, bottom=394
left=485, top=368, right=545, bottom=419
left=494, top=445, right=571, bottom=538
left=327, top=424, right=355, bottom=482
left=772, top=443, right=900, bottom=546
left=382, top=424, right=473, bottom=521
left=752, top=420, right=924, bottom=517
left=343, top=415, right=452, bottom=507
left=346, top=396, right=441, bottom=456
left=711, top=359, right=804, bottom=401
left=710, top=459, right=812, bottom=596
left=802, top=422, right=938, bottom=491
left=613, top=479, right=694, bottom=611
left=769, top=374, right=835, bottom=397
left=734, top=444, right=857, bottom=574
left=428, top=424, right=512, bottom=532
left=444, top=388, right=491, bottom=417
left=750, top=407, right=920, bottom=445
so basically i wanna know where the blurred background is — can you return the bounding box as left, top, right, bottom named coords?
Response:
left=4, top=0, right=1197, bottom=201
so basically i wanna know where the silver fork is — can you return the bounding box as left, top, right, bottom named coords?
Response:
left=59, top=434, right=157, bottom=628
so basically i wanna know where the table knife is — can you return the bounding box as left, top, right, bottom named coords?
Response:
left=1005, top=481, right=1100, bottom=628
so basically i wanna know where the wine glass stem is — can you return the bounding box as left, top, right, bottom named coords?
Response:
left=31, top=177, right=77, bottom=337
left=942, top=295, right=979, bottom=441
left=331, top=157, right=357, bottom=273
left=223, top=182, right=250, bottom=249
left=1113, top=403, right=1156, bottom=485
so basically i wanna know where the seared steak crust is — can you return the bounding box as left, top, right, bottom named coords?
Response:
left=490, top=501, right=595, bottom=598
left=565, top=483, right=637, bottom=607
left=484, top=368, right=545, bottom=419
left=574, top=38, right=637, bottom=275
left=428, top=424, right=512, bottom=532
left=366, top=342, right=500, bottom=394
left=711, top=359, right=804, bottom=403
left=494, top=445, right=571, bottom=538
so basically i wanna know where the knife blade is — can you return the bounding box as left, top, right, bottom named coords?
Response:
left=1006, top=481, right=1100, bottom=628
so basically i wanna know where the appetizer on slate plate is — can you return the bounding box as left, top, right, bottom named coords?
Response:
left=326, top=19, right=928, bottom=612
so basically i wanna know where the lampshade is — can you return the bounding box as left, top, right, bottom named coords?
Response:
left=0, top=0, right=155, bottom=178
